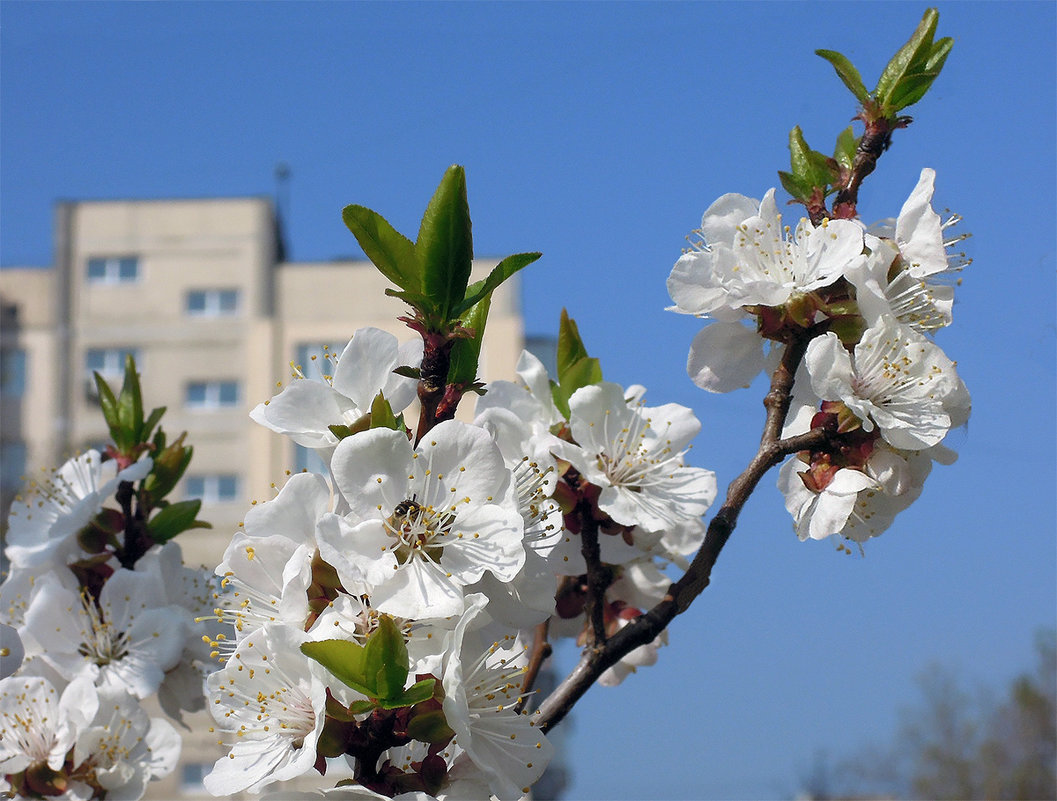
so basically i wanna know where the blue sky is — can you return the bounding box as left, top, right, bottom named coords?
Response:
left=2, top=2, right=1055, bottom=799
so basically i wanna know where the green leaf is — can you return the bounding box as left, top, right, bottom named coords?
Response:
left=875, top=8, right=940, bottom=110
left=815, top=49, right=870, bottom=103
left=94, top=373, right=121, bottom=440
left=451, top=252, right=541, bottom=319
left=116, top=354, right=144, bottom=441
left=406, top=705, right=455, bottom=742
left=556, top=309, right=591, bottom=385
left=369, top=393, right=400, bottom=431
left=141, top=434, right=192, bottom=502
left=141, top=406, right=166, bottom=442
left=328, top=424, right=355, bottom=441
left=147, top=499, right=210, bottom=543
left=301, top=639, right=375, bottom=697
left=392, top=365, right=421, bottom=380
left=342, top=204, right=420, bottom=292
left=788, top=126, right=836, bottom=191
left=551, top=380, right=571, bottom=420
left=447, top=281, right=492, bottom=388
left=778, top=170, right=812, bottom=202
left=376, top=677, right=438, bottom=711
left=416, top=165, right=473, bottom=324
left=362, top=615, right=409, bottom=701
left=562, top=356, right=602, bottom=399
left=383, top=287, right=439, bottom=321
left=885, top=37, right=953, bottom=111
left=347, top=699, right=378, bottom=716
left=833, top=126, right=858, bottom=172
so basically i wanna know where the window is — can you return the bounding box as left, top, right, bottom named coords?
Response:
left=84, top=348, right=139, bottom=398
left=186, top=380, right=240, bottom=409
left=295, top=342, right=338, bottom=382
left=186, top=288, right=240, bottom=317
left=86, top=257, right=138, bottom=284
left=0, top=349, right=26, bottom=397
left=180, top=763, right=210, bottom=794
left=185, top=474, right=240, bottom=503
left=1, top=442, right=27, bottom=488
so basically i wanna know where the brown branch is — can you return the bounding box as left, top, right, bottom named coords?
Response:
left=828, top=114, right=910, bottom=222
left=537, top=333, right=822, bottom=732
left=578, top=509, right=610, bottom=648
left=515, top=620, right=552, bottom=714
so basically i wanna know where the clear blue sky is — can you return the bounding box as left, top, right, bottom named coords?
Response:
left=2, top=2, right=1055, bottom=799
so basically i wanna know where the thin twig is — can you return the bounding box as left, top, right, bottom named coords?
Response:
left=516, top=620, right=552, bottom=714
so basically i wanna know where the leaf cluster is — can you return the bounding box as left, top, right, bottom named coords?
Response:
left=301, top=616, right=438, bottom=713
left=781, top=9, right=952, bottom=207
left=90, top=354, right=209, bottom=550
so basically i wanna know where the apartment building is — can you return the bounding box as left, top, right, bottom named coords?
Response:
left=0, top=196, right=525, bottom=569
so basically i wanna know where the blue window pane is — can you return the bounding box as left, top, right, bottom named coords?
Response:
left=1, top=349, right=27, bottom=397
left=185, top=476, right=205, bottom=498
left=218, top=382, right=239, bottom=405
left=119, top=258, right=138, bottom=280
left=87, top=259, right=107, bottom=281
left=219, top=290, right=239, bottom=312
left=218, top=475, right=238, bottom=499
left=186, top=383, right=207, bottom=405
left=186, top=291, right=207, bottom=313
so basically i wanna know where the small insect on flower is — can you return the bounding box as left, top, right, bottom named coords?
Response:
left=392, top=495, right=422, bottom=521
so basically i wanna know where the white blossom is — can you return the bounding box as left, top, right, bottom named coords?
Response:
left=441, top=596, right=553, bottom=801
left=204, top=623, right=328, bottom=795
left=20, top=569, right=187, bottom=699
left=319, top=421, right=525, bottom=619
left=251, top=327, right=422, bottom=451
left=4, top=451, right=150, bottom=570
left=72, top=687, right=180, bottom=800
left=805, top=315, right=967, bottom=450
left=560, top=382, right=717, bottom=533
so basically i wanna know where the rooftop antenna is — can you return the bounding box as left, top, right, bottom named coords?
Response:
left=274, top=162, right=291, bottom=261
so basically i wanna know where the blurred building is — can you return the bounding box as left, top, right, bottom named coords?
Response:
left=1, top=195, right=570, bottom=799
left=0, top=196, right=525, bottom=572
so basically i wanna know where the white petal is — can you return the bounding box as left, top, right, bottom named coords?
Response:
left=895, top=167, right=947, bottom=276
left=687, top=321, right=768, bottom=393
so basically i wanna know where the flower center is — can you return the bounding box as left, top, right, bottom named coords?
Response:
left=76, top=591, right=130, bottom=666
left=384, top=497, right=452, bottom=564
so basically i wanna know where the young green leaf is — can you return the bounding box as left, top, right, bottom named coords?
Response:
left=342, top=204, right=420, bottom=292
left=405, top=704, right=455, bottom=742
left=116, top=354, right=144, bottom=442
left=885, top=37, right=953, bottom=111
left=788, top=126, right=837, bottom=191
left=815, top=49, right=870, bottom=104
left=453, top=251, right=541, bottom=319
left=301, top=639, right=375, bottom=698
left=362, top=615, right=410, bottom=701
left=94, top=373, right=122, bottom=442
left=833, top=126, right=858, bottom=172
left=447, top=280, right=492, bottom=388
left=147, top=499, right=210, bottom=543
left=778, top=170, right=812, bottom=203
left=416, top=165, right=473, bottom=324
left=141, top=434, right=192, bottom=502
left=369, top=393, right=400, bottom=431
left=141, top=406, right=166, bottom=443
left=376, top=677, right=438, bottom=711
left=874, top=8, right=940, bottom=112
left=556, top=309, right=591, bottom=385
